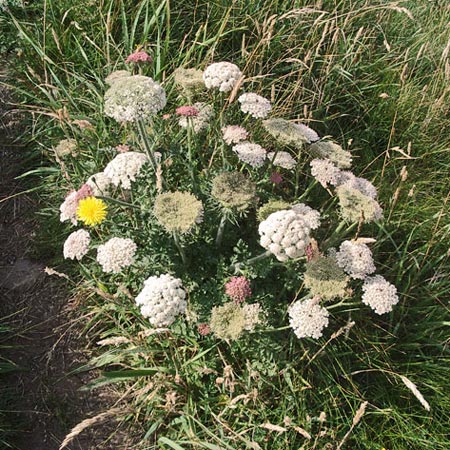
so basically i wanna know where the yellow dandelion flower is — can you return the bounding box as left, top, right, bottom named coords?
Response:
left=77, top=196, right=107, bottom=226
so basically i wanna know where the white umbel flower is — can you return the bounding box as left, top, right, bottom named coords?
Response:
left=310, top=159, right=341, bottom=188
left=258, top=209, right=312, bottom=262
left=238, top=93, right=272, bottom=119
left=135, top=274, right=187, bottom=327
left=104, top=75, right=166, bottom=122
left=86, top=172, right=112, bottom=196
left=103, top=152, right=148, bottom=189
left=294, top=123, right=320, bottom=143
left=291, top=203, right=321, bottom=230
left=203, top=62, right=242, bottom=92
left=335, top=240, right=376, bottom=279
left=338, top=171, right=378, bottom=199
left=96, top=237, right=137, bottom=273
left=63, top=229, right=90, bottom=260
left=59, top=191, right=79, bottom=225
left=362, top=275, right=399, bottom=314
left=222, top=125, right=248, bottom=145
left=288, top=298, right=329, bottom=339
left=178, top=102, right=214, bottom=133
left=267, top=151, right=296, bottom=170
left=232, top=142, right=267, bottom=168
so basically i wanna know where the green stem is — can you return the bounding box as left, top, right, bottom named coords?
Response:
left=137, top=119, right=157, bottom=172
left=322, top=220, right=357, bottom=250
left=297, top=179, right=318, bottom=201
left=97, top=195, right=140, bottom=210
left=186, top=119, right=197, bottom=189
left=215, top=211, right=228, bottom=248
left=173, top=232, right=188, bottom=266
left=230, top=250, right=272, bottom=272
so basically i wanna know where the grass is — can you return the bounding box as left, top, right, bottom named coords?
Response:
left=1, top=0, right=450, bottom=449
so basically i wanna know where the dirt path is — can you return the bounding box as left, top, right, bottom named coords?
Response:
left=0, top=71, right=134, bottom=449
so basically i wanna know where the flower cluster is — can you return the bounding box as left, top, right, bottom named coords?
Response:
left=56, top=59, right=400, bottom=347
left=63, top=229, right=90, bottom=260
left=178, top=102, right=214, bottom=133
left=238, top=93, right=272, bottom=119
left=221, top=125, right=248, bottom=145
left=267, top=151, right=296, bottom=170
left=125, top=50, right=152, bottom=64
left=103, top=152, right=148, bottom=189
left=212, top=172, right=257, bottom=212
left=135, top=274, right=187, bottom=327
left=288, top=298, right=329, bottom=339
left=225, top=276, right=252, bottom=303
left=232, top=142, right=267, bottom=167
left=362, top=275, right=399, bottom=314
left=259, top=208, right=317, bottom=262
left=104, top=75, right=166, bottom=122
left=153, top=191, right=204, bottom=234
left=96, top=237, right=137, bottom=273
left=335, top=240, right=376, bottom=279
left=203, top=62, right=242, bottom=92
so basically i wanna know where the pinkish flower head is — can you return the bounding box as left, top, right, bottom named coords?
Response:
left=162, top=113, right=171, bottom=120
left=76, top=184, right=93, bottom=201
left=116, top=144, right=130, bottom=153
left=270, top=171, right=283, bottom=184
left=125, top=51, right=152, bottom=64
left=221, top=125, right=248, bottom=145
left=175, top=106, right=199, bottom=117
left=197, top=323, right=211, bottom=336
left=225, top=276, right=252, bottom=304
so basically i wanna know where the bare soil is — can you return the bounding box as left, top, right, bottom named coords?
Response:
left=0, top=71, right=136, bottom=449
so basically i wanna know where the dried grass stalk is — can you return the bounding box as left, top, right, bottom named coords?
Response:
left=400, top=375, right=431, bottom=411
left=59, top=407, right=125, bottom=449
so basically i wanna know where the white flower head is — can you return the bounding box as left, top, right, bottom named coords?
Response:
left=338, top=171, right=378, bottom=199
left=96, top=237, right=137, bottom=273
left=103, top=152, right=148, bottom=189
left=222, top=125, right=248, bottom=145
left=310, top=158, right=342, bottom=188
left=104, top=75, right=166, bottom=122
left=203, top=62, right=242, bottom=92
left=86, top=172, right=112, bottom=196
left=59, top=191, right=79, bottom=225
left=105, top=70, right=131, bottom=86
left=335, top=240, right=376, bottom=279
left=288, top=298, right=329, bottom=339
left=258, top=209, right=312, bottom=262
left=238, top=93, right=271, bottom=119
left=290, top=203, right=321, bottom=230
left=178, top=102, right=214, bottom=133
left=135, top=274, right=187, bottom=327
left=362, top=275, right=399, bottom=314
left=232, top=142, right=267, bottom=168
left=267, top=151, right=296, bottom=170
left=294, top=123, right=320, bottom=143
left=63, top=229, right=90, bottom=260
left=243, top=303, right=265, bottom=331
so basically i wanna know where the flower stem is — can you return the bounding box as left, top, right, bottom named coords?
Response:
left=215, top=211, right=228, bottom=248
left=137, top=119, right=157, bottom=172
left=173, top=232, right=188, bottom=266
left=186, top=120, right=197, bottom=189
left=322, top=220, right=357, bottom=249
left=230, top=250, right=272, bottom=272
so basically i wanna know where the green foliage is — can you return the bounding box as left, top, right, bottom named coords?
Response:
left=2, top=0, right=450, bottom=449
